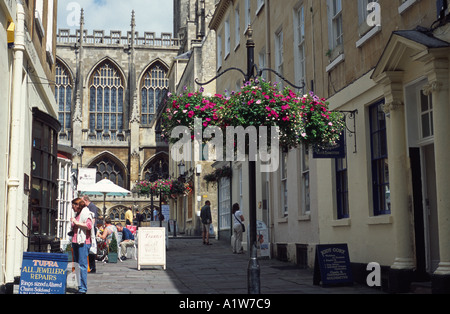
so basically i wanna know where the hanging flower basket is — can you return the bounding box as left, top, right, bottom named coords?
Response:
left=162, top=78, right=345, bottom=151
left=135, top=178, right=188, bottom=197
left=204, top=166, right=232, bottom=186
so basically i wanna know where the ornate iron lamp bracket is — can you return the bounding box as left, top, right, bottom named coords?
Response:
left=339, top=110, right=358, bottom=154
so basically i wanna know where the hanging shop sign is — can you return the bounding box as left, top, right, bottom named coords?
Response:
left=313, top=135, right=346, bottom=159
left=19, top=252, right=68, bottom=294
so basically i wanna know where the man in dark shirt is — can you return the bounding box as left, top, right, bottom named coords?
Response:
left=116, top=224, right=135, bottom=260
left=200, top=201, right=212, bottom=245
left=82, top=195, right=100, bottom=272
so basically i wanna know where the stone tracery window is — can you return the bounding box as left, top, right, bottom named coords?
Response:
left=109, top=206, right=127, bottom=222
left=141, top=62, right=168, bottom=126
left=91, top=155, right=126, bottom=188
left=89, top=61, right=124, bottom=136
left=143, top=156, right=169, bottom=182
left=55, top=61, right=73, bottom=136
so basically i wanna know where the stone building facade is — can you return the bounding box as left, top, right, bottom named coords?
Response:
left=168, top=0, right=220, bottom=237
left=1, top=0, right=59, bottom=293
left=209, top=0, right=450, bottom=293
left=55, top=10, right=180, bottom=226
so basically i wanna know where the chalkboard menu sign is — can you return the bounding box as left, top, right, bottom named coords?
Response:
left=19, top=252, right=68, bottom=294
left=313, top=244, right=353, bottom=287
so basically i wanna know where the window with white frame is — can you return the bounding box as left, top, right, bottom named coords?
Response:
left=301, top=144, right=310, bottom=214
left=225, top=17, right=231, bottom=57
left=259, top=48, right=267, bottom=81
left=281, top=151, right=288, bottom=217
left=46, top=0, right=54, bottom=56
left=35, top=0, right=45, bottom=38
left=245, top=0, right=251, bottom=30
left=235, top=6, right=240, bottom=49
left=219, top=177, right=231, bottom=231
left=294, top=5, right=306, bottom=89
left=420, top=89, right=434, bottom=139
left=275, top=29, right=284, bottom=85
left=239, top=166, right=243, bottom=209
left=256, top=0, right=264, bottom=14
left=328, top=0, right=343, bottom=50
left=217, top=33, right=223, bottom=69
left=358, top=0, right=378, bottom=26
left=57, top=159, right=74, bottom=244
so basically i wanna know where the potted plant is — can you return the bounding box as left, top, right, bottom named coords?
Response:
left=108, top=233, right=118, bottom=263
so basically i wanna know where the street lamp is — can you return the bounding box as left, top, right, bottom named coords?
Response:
left=195, top=26, right=304, bottom=294
left=178, top=161, right=186, bottom=178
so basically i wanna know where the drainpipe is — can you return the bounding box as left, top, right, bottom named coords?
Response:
left=6, top=0, right=25, bottom=285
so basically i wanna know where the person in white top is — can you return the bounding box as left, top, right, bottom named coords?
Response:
left=232, top=203, right=245, bottom=254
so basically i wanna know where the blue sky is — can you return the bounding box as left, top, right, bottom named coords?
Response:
left=58, top=0, right=174, bottom=36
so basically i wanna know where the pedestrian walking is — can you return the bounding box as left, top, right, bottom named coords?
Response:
left=200, top=200, right=212, bottom=245
left=134, top=209, right=144, bottom=228
left=70, top=198, right=95, bottom=294
left=82, top=195, right=99, bottom=273
left=232, top=203, right=245, bottom=254
left=125, top=207, right=133, bottom=226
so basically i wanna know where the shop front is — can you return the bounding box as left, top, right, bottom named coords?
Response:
left=29, top=108, right=61, bottom=252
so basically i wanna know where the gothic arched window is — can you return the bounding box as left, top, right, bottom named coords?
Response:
left=143, top=156, right=169, bottom=182
left=91, top=155, right=126, bottom=188
left=89, top=61, right=124, bottom=134
left=109, top=206, right=126, bottom=222
left=55, top=61, right=73, bottom=134
left=141, top=62, right=168, bottom=126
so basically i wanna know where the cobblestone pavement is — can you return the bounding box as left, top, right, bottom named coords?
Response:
left=85, top=237, right=385, bottom=295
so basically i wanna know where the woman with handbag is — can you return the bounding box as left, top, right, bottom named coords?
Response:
left=70, top=198, right=95, bottom=294
left=232, top=203, right=245, bottom=254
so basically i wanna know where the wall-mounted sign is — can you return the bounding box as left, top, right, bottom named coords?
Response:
left=77, top=168, right=97, bottom=191
left=19, top=253, right=68, bottom=294
left=313, top=135, right=346, bottom=159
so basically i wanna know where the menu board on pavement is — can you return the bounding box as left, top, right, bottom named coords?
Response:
left=137, top=227, right=166, bottom=271
left=313, top=244, right=353, bottom=287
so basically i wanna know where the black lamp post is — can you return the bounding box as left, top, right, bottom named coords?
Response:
left=195, top=26, right=304, bottom=294
left=174, top=161, right=186, bottom=238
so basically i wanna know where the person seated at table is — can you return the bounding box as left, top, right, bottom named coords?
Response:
left=97, top=217, right=118, bottom=247
left=116, top=223, right=135, bottom=260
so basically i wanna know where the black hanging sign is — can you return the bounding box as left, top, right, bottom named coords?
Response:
left=313, top=244, right=353, bottom=287
left=313, top=135, right=346, bottom=159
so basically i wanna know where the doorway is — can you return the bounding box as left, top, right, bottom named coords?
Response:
left=406, top=80, right=440, bottom=277
left=422, top=144, right=439, bottom=273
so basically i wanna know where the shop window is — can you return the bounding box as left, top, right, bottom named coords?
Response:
left=369, top=100, right=390, bottom=215
left=30, top=108, right=61, bottom=252
left=335, top=151, right=349, bottom=219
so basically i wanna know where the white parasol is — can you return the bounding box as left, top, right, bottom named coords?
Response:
left=79, top=179, right=131, bottom=216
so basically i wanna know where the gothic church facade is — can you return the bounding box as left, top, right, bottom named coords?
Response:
left=55, top=11, right=180, bottom=222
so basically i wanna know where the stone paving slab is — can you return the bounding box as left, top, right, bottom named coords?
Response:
left=85, top=238, right=384, bottom=295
